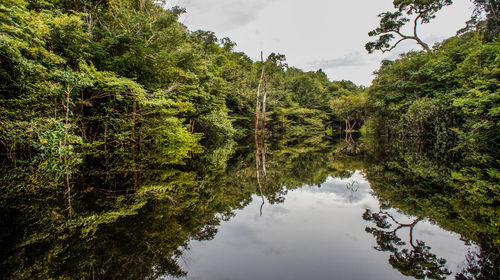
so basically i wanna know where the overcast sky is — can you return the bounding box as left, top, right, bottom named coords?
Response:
left=166, top=0, right=474, bottom=86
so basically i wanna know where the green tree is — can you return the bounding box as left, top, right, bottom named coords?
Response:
left=365, top=0, right=452, bottom=53
left=472, top=0, right=500, bottom=40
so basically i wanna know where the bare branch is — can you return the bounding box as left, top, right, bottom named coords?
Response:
left=382, top=38, right=409, bottom=53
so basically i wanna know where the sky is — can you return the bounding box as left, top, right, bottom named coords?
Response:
left=166, top=0, right=475, bottom=86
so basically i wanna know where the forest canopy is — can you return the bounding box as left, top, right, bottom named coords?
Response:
left=0, top=0, right=499, bottom=279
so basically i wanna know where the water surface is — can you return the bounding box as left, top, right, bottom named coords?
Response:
left=1, top=138, right=497, bottom=279
left=175, top=172, right=471, bottom=280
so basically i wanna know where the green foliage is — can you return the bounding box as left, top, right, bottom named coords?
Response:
left=366, top=0, right=452, bottom=53
left=471, top=0, right=500, bottom=40
left=363, top=139, right=499, bottom=245
left=365, top=32, right=499, bottom=163
left=1, top=1, right=498, bottom=278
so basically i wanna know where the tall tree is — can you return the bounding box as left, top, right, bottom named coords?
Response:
left=472, top=0, right=500, bottom=40
left=365, top=0, right=452, bottom=53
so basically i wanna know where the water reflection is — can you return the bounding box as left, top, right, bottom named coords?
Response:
left=0, top=136, right=498, bottom=279
left=176, top=170, right=469, bottom=280
left=363, top=209, right=450, bottom=279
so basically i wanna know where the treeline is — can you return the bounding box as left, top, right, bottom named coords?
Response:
left=356, top=0, right=500, bottom=256
left=0, top=0, right=359, bottom=165
left=333, top=0, right=500, bottom=208
left=1, top=0, right=498, bottom=204
left=365, top=31, right=499, bottom=160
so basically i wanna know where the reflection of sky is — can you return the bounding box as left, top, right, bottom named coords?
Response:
left=300, top=171, right=375, bottom=206
left=169, top=171, right=472, bottom=280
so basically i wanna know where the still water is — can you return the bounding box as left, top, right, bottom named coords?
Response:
left=174, top=172, right=471, bottom=280
left=1, top=137, right=498, bottom=279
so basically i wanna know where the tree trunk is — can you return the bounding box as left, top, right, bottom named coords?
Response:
left=255, top=52, right=265, bottom=138
left=261, top=127, right=267, bottom=179
left=64, top=84, right=73, bottom=217
left=349, top=120, right=357, bottom=142
left=345, top=120, right=348, bottom=142
left=261, top=76, right=268, bottom=139
left=131, top=96, right=137, bottom=189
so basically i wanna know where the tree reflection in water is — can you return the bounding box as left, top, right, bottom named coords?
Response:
left=363, top=209, right=451, bottom=280
left=455, top=237, right=500, bottom=280
left=1, top=136, right=498, bottom=279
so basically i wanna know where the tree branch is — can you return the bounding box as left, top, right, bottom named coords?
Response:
left=382, top=37, right=409, bottom=53
left=413, top=12, right=431, bottom=52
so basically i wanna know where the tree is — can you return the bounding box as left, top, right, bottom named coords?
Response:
left=472, top=0, right=500, bottom=40
left=363, top=209, right=452, bottom=279
left=330, top=91, right=365, bottom=141
left=365, top=0, right=452, bottom=53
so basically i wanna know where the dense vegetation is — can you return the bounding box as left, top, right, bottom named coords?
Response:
left=0, top=0, right=359, bottom=156
left=0, top=0, right=498, bottom=279
left=0, top=0, right=362, bottom=214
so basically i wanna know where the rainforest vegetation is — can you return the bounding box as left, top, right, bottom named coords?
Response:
left=0, top=0, right=498, bottom=279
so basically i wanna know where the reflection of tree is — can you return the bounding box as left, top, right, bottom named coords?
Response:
left=362, top=136, right=500, bottom=279
left=254, top=123, right=266, bottom=216
left=0, top=136, right=237, bottom=279
left=455, top=236, right=500, bottom=280
left=363, top=209, right=451, bottom=280
left=345, top=181, right=359, bottom=203
left=0, top=137, right=367, bottom=279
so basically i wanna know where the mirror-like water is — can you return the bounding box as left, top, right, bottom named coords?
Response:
left=1, top=137, right=498, bottom=280
left=175, top=172, right=471, bottom=280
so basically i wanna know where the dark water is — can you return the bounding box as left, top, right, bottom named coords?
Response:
left=1, top=137, right=498, bottom=279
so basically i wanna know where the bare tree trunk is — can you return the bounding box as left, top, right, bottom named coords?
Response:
left=261, top=129, right=267, bottom=179
left=254, top=51, right=267, bottom=216
left=347, top=119, right=352, bottom=142
left=261, top=76, right=268, bottom=139
left=104, top=112, right=109, bottom=169
left=349, top=120, right=357, bottom=142
left=64, top=84, right=73, bottom=217
left=260, top=136, right=267, bottom=215
left=255, top=51, right=265, bottom=138
left=345, top=120, right=348, bottom=142
left=131, top=96, right=137, bottom=190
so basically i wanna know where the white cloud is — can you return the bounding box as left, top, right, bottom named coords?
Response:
left=305, top=52, right=370, bottom=70
left=169, top=0, right=474, bottom=86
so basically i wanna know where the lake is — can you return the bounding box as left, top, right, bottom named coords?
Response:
left=175, top=172, right=471, bottom=280
left=0, top=137, right=498, bottom=279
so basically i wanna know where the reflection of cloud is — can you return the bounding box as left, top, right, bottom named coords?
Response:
left=305, top=52, right=369, bottom=69
left=299, top=171, right=374, bottom=205
left=224, top=222, right=282, bottom=254
left=267, top=205, right=291, bottom=215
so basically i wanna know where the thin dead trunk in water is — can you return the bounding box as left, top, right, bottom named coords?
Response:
left=261, top=76, right=267, bottom=139
left=254, top=124, right=261, bottom=175
left=104, top=111, right=109, bottom=170
left=261, top=76, right=268, bottom=178
left=253, top=51, right=267, bottom=216
left=255, top=51, right=265, bottom=138
left=188, top=119, right=196, bottom=158
left=261, top=135, right=267, bottom=179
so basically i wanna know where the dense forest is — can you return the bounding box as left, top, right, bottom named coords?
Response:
left=0, top=0, right=498, bottom=279
left=0, top=0, right=364, bottom=213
